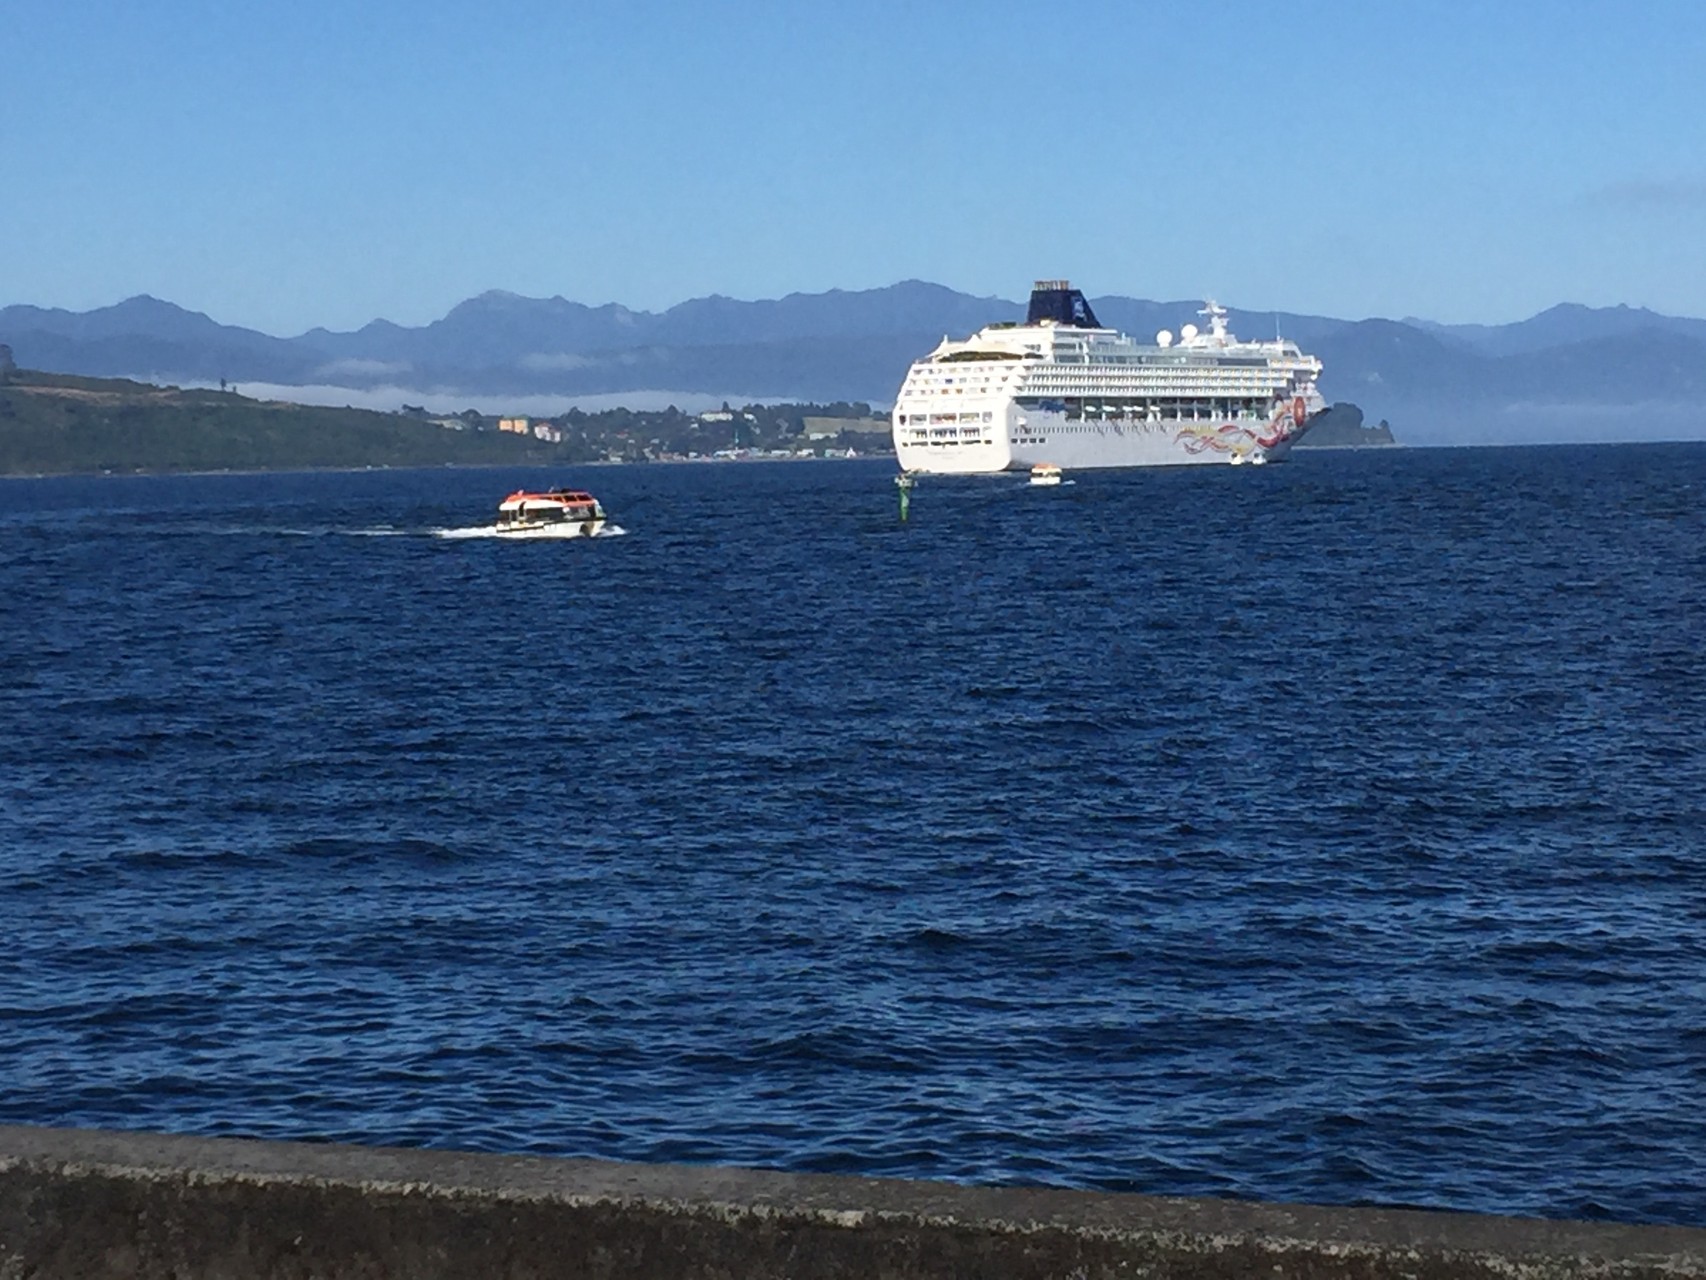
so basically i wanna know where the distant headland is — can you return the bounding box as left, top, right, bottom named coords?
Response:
left=1295, top=403, right=1397, bottom=448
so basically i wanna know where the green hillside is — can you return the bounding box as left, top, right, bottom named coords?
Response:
left=0, top=369, right=561, bottom=475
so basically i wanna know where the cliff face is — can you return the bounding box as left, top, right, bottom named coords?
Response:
left=1297, top=402, right=1396, bottom=448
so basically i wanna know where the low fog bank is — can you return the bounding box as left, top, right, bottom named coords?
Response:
left=164, top=381, right=798, bottom=416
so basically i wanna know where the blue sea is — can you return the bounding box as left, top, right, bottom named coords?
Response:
left=2, top=447, right=1703, bottom=1225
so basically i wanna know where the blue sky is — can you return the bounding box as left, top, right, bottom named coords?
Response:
left=6, top=0, right=1705, bottom=334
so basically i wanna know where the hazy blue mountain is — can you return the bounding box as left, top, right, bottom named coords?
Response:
left=1312, top=320, right=1491, bottom=402
left=5, top=283, right=1705, bottom=445
left=1, top=333, right=297, bottom=385
left=0, top=295, right=314, bottom=382
left=1408, top=302, right=1706, bottom=357
left=1091, top=299, right=1349, bottom=349
left=279, top=284, right=1447, bottom=380
left=1314, top=320, right=1706, bottom=405
left=293, top=281, right=1015, bottom=365
left=649, top=280, right=1016, bottom=346
left=1, top=295, right=296, bottom=358
left=1310, top=320, right=1706, bottom=445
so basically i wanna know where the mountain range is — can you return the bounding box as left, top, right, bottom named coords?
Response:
left=4, top=283, right=1705, bottom=445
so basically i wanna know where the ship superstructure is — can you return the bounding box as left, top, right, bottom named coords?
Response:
left=891, top=281, right=1326, bottom=473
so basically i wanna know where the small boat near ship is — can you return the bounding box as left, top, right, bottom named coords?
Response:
left=494, top=488, right=608, bottom=538
left=1029, top=463, right=1063, bottom=486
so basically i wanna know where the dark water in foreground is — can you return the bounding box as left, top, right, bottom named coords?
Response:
left=2, top=447, right=1703, bottom=1224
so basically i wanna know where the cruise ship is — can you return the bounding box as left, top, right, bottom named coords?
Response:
left=891, top=281, right=1326, bottom=473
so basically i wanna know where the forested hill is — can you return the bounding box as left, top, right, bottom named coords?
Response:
left=0, top=370, right=561, bottom=475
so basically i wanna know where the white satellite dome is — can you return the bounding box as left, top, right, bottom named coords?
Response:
left=1156, top=329, right=1173, bottom=347
left=1180, top=323, right=1199, bottom=341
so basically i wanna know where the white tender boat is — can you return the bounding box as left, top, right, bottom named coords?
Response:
left=1029, top=463, right=1063, bottom=486
left=494, top=488, right=607, bottom=538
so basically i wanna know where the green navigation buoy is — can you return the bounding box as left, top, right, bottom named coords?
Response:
left=895, top=471, right=916, bottom=522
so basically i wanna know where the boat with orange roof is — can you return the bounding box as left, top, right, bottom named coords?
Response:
left=494, top=487, right=608, bottom=538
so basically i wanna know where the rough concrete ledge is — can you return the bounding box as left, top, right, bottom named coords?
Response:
left=1, top=1124, right=1703, bottom=1279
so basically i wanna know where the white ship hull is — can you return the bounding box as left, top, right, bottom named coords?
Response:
left=492, top=519, right=606, bottom=539
left=895, top=407, right=1313, bottom=474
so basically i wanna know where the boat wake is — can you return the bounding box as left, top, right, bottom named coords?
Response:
left=200, top=525, right=417, bottom=538
left=433, top=526, right=504, bottom=540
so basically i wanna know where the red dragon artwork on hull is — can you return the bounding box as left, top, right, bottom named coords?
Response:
left=1176, top=396, right=1310, bottom=456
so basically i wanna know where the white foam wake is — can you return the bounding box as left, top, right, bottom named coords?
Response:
left=432, top=526, right=503, bottom=540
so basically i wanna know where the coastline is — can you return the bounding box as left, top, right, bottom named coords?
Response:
left=0, top=451, right=896, bottom=482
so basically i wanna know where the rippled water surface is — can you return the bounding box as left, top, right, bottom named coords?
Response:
left=2, top=447, right=1704, bottom=1224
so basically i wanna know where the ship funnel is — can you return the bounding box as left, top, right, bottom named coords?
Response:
left=1027, top=280, right=1101, bottom=329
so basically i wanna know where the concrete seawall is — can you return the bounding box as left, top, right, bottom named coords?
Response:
left=2, top=1125, right=1703, bottom=1278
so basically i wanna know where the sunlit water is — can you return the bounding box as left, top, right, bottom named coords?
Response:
left=1, top=448, right=1703, bottom=1224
